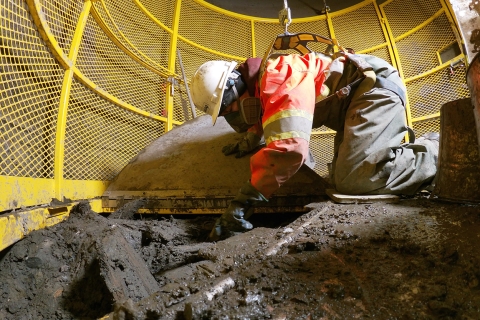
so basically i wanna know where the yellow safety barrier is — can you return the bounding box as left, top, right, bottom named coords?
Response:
left=0, top=0, right=469, bottom=246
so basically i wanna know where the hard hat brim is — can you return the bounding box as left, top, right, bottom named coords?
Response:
left=211, top=61, right=238, bottom=125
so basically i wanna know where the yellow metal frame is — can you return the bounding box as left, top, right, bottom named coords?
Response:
left=404, top=54, right=465, bottom=84
left=1, top=0, right=469, bottom=249
left=0, top=204, right=72, bottom=252
left=0, top=199, right=104, bottom=252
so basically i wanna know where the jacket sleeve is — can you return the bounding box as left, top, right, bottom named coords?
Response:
left=237, top=58, right=263, bottom=97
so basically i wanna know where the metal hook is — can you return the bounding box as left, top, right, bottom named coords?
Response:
left=321, top=0, right=331, bottom=14
left=279, top=0, right=292, bottom=34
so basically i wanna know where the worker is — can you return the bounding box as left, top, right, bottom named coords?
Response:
left=190, top=50, right=439, bottom=241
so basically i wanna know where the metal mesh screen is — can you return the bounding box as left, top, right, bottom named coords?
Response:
left=361, top=45, right=393, bottom=66
left=139, top=0, right=176, bottom=30
left=310, top=133, right=336, bottom=177
left=1, top=0, right=64, bottom=178
left=412, top=118, right=440, bottom=138
left=395, top=14, right=457, bottom=79
left=179, top=0, right=252, bottom=58
left=76, top=16, right=166, bottom=116
left=92, top=0, right=171, bottom=71
left=39, top=0, right=83, bottom=52
left=382, top=0, right=442, bottom=38
left=330, top=3, right=385, bottom=52
left=63, top=79, right=164, bottom=180
left=407, top=66, right=469, bottom=119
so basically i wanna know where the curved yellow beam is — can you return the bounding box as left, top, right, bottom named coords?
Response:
left=72, top=68, right=177, bottom=124
left=54, top=0, right=92, bottom=199
left=134, top=0, right=248, bottom=61
left=404, top=55, right=465, bottom=83
left=91, top=3, right=174, bottom=78
left=412, top=113, right=440, bottom=122
left=394, top=8, right=445, bottom=42
left=25, top=0, right=169, bottom=124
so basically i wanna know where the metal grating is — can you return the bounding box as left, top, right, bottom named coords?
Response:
left=93, top=0, right=171, bottom=70
left=39, top=0, right=83, bottom=52
left=361, top=45, right=393, bottom=66
left=331, top=3, right=386, bottom=52
left=412, top=118, right=440, bottom=138
left=136, top=0, right=176, bottom=30
left=310, top=133, right=335, bottom=178
left=396, top=14, right=457, bottom=79
left=381, top=0, right=442, bottom=38
left=63, top=79, right=164, bottom=180
left=406, top=66, right=469, bottom=119
left=179, top=0, right=252, bottom=59
left=1, top=0, right=64, bottom=178
left=76, top=16, right=167, bottom=116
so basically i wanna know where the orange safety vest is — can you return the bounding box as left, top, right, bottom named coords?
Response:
left=250, top=53, right=330, bottom=198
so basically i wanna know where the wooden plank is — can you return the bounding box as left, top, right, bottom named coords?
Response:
left=326, top=189, right=399, bottom=204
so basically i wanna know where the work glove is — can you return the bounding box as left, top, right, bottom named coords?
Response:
left=208, top=181, right=267, bottom=241
left=222, top=132, right=263, bottom=158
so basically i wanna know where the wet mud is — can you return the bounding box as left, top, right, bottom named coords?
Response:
left=0, top=197, right=479, bottom=319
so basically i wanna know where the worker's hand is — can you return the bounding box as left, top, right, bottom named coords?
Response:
left=222, top=132, right=263, bottom=158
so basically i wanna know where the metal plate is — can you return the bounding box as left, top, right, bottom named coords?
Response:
left=103, top=115, right=330, bottom=213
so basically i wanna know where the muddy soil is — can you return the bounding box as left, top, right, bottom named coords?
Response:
left=0, top=196, right=479, bottom=319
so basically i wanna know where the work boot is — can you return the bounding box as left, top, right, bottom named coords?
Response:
left=208, top=181, right=267, bottom=241
left=416, top=132, right=440, bottom=162
left=415, top=132, right=440, bottom=192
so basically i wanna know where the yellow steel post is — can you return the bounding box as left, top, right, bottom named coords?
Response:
left=438, top=0, right=467, bottom=66
left=251, top=20, right=256, bottom=58
left=378, top=1, right=413, bottom=137
left=325, top=10, right=337, bottom=52
left=373, top=1, right=397, bottom=70
left=54, top=0, right=92, bottom=200
left=165, top=0, right=182, bottom=132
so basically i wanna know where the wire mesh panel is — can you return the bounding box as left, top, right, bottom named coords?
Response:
left=382, top=0, right=442, bottom=39
left=382, top=0, right=467, bottom=138
left=173, top=51, right=197, bottom=123
left=361, top=45, right=393, bottom=66
left=63, top=80, right=164, bottom=180
left=39, top=0, right=83, bottom=53
left=76, top=16, right=166, bottom=116
left=406, top=66, right=469, bottom=119
left=1, top=0, right=64, bottom=178
left=139, top=0, right=176, bottom=30
left=93, top=0, right=171, bottom=72
left=330, top=3, right=386, bottom=52
left=310, top=133, right=335, bottom=178
left=395, top=14, right=457, bottom=79
left=179, top=0, right=252, bottom=59
left=412, top=118, right=440, bottom=137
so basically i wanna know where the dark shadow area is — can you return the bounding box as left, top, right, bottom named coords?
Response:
left=0, top=242, right=13, bottom=262
left=61, top=259, right=114, bottom=319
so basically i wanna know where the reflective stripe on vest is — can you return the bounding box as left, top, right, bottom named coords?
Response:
left=263, top=109, right=313, bottom=145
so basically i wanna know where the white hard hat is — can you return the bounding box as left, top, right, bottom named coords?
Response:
left=191, top=60, right=238, bottom=125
